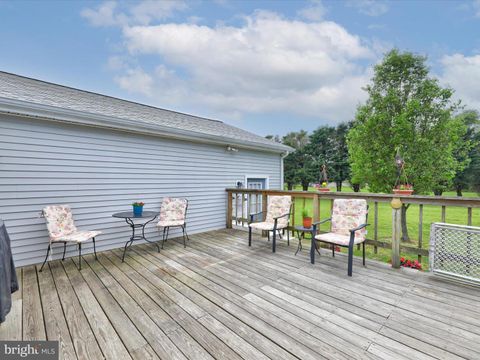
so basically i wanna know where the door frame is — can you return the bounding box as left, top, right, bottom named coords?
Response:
left=244, top=175, right=270, bottom=190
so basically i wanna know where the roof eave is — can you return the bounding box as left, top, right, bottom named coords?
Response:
left=0, top=97, right=292, bottom=154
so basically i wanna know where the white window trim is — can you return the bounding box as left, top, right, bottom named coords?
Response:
left=244, top=175, right=270, bottom=189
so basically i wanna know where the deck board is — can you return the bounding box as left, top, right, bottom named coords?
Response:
left=1, top=228, right=480, bottom=359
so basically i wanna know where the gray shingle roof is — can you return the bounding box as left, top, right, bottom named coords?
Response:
left=0, top=71, right=290, bottom=153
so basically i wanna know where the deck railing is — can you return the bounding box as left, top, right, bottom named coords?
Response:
left=225, top=188, right=480, bottom=268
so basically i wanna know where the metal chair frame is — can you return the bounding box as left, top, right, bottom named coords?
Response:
left=40, top=238, right=97, bottom=272
left=248, top=203, right=292, bottom=253
left=310, top=204, right=369, bottom=276
left=39, top=208, right=98, bottom=272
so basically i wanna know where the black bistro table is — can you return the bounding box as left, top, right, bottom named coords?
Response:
left=112, top=211, right=159, bottom=262
left=294, top=225, right=321, bottom=256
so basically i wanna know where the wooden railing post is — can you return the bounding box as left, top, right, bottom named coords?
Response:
left=261, top=192, right=268, bottom=237
left=313, top=194, right=319, bottom=223
left=262, top=192, right=268, bottom=221
left=391, top=198, right=402, bottom=268
left=226, top=191, right=233, bottom=228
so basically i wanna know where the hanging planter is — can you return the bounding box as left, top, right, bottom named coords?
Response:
left=393, top=149, right=413, bottom=195
left=318, top=182, right=331, bottom=192
left=393, top=185, right=414, bottom=195
left=316, top=164, right=331, bottom=192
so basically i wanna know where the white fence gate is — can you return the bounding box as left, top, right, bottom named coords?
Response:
left=430, top=223, right=480, bottom=285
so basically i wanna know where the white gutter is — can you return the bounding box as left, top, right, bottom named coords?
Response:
left=280, top=150, right=289, bottom=190
left=0, top=97, right=293, bottom=154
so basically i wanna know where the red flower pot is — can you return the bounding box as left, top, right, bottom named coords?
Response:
left=303, top=217, right=312, bottom=228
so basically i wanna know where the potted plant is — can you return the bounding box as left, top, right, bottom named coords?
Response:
left=302, top=208, right=312, bottom=228
left=393, top=184, right=414, bottom=195
left=132, top=201, right=145, bottom=217
left=316, top=164, right=330, bottom=192
left=318, top=181, right=330, bottom=192
left=393, top=148, right=413, bottom=195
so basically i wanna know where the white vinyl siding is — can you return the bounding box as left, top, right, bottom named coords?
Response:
left=0, top=115, right=281, bottom=266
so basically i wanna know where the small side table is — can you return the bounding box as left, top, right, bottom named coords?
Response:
left=112, top=211, right=159, bottom=262
left=294, top=225, right=321, bottom=256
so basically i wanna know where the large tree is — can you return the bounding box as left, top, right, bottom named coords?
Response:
left=282, top=131, right=314, bottom=190
left=452, top=110, right=480, bottom=196
left=307, top=123, right=351, bottom=191
left=348, top=49, right=466, bottom=241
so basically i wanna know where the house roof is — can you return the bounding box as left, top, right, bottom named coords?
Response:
left=0, top=71, right=291, bottom=153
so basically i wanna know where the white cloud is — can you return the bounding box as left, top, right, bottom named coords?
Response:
left=107, top=55, right=128, bottom=71
left=81, top=0, right=187, bottom=27
left=440, top=54, right=480, bottom=110
left=81, top=1, right=126, bottom=27
left=113, top=11, right=374, bottom=122
left=114, top=68, right=154, bottom=96
left=475, top=0, right=480, bottom=17
left=129, top=0, right=188, bottom=25
left=297, top=0, right=327, bottom=22
left=347, top=0, right=389, bottom=17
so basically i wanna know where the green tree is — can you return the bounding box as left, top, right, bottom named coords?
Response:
left=452, top=110, right=480, bottom=196
left=330, top=123, right=351, bottom=191
left=265, top=134, right=281, bottom=143
left=282, top=131, right=314, bottom=190
left=307, top=123, right=351, bottom=191
left=348, top=49, right=464, bottom=241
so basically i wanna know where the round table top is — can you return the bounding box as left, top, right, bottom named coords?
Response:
left=112, top=211, right=159, bottom=219
left=295, top=225, right=314, bottom=231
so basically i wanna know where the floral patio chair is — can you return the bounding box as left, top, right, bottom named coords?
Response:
left=41, top=205, right=101, bottom=271
left=311, top=199, right=369, bottom=276
left=248, top=195, right=292, bottom=252
left=157, top=198, right=189, bottom=248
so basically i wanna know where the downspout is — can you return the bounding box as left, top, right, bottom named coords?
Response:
left=280, top=151, right=289, bottom=190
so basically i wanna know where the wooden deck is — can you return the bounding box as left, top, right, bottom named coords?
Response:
left=2, top=229, right=480, bottom=360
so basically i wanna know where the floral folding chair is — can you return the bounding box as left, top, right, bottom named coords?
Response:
left=157, top=198, right=189, bottom=248
left=310, top=199, right=369, bottom=276
left=41, top=205, right=101, bottom=271
left=248, top=195, right=292, bottom=252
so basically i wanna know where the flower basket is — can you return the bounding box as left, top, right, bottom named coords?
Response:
left=318, top=187, right=331, bottom=192
left=132, top=202, right=144, bottom=217
left=302, top=217, right=312, bottom=228
left=393, top=189, right=414, bottom=195
left=393, top=150, right=413, bottom=195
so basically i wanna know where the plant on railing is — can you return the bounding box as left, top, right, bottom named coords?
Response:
left=316, top=164, right=330, bottom=192
left=301, top=208, right=312, bottom=228
left=393, top=149, right=414, bottom=195
left=400, top=257, right=422, bottom=270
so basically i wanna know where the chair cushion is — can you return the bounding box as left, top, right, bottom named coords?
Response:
left=157, top=220, right=185, bottom=227
left=249, top=221, right=288, bottom=231
left=315, top=232, right=365, bottom=246
left=158, top=198, right=187, bottom=227
left=331, top=199, right=368, bottom=241
left=53, top=230, right=102, bottom=243
left=265, top=196, right=292, bottom=228
left=43, top=205, right=78, bottom=241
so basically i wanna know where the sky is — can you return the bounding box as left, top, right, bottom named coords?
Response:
left=0, top=0, right=479, bottom=137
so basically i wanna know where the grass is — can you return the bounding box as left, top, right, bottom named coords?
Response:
left=289, top=185, right=480, bottom=268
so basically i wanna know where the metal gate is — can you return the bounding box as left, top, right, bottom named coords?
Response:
left=430, top=223, right=480, bottom=285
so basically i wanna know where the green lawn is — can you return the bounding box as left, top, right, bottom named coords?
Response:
left=288, top=186, right=480, bottom=268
